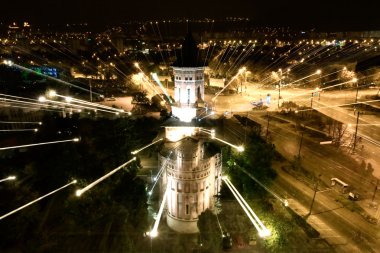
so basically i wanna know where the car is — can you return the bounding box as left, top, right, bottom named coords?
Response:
left=348, top=192, right=360, bottom=201
left=222, top=232, right=232, bottom=250
left=251, top=101, right=263, bottom=107
left=105, top=97, right=116, bottom=101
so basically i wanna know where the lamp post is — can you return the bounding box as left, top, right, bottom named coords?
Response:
left=265, top=111, right=270, bottom=142
left=353, top=78, right=359, bottom=103
left=310, top=87, right=320, bottom=108
left=310, top=92, right=314, bottom=108
left=298, top=131, right=304, bottom=159
left=307, top=174, right=322, bottom=217
left=352, top=111, right=363, bottom=153
left=277, top=69, right=283, bottom=108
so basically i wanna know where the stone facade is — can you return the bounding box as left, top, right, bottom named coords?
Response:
left=160, top=128, right=222, bottom=233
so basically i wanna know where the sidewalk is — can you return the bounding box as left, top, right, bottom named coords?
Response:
left=275, top=168, right=375, bottom=253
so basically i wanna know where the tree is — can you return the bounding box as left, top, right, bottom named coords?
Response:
left=197, top=209, right=222, bottom=253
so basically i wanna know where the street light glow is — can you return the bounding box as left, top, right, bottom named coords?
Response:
left=0, top=176, right=17, bottom=183
left=38, top=96, right=46, bottom=102
left=223, top=177, right=271, bottom=237
left=150, top=185, right=168, bottom=238
left=0, top=128, right=39, bottom=132
left=0, top=120, right=42, bottom=125
left=76, top=157, right=136, bottom=197
left=0, top=138, right=80, bottom=151
left=0, top=180, right=77, bottom=221
left=48, top=90, right=57, bottom=97
left=131, top=138, right=163, bottom=155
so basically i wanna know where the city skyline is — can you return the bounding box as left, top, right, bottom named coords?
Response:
left=1, top=0, right=380, bottom=31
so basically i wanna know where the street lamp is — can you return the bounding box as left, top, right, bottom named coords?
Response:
left=353, top=78, right=359, bottom=103
left=352, top=111, right=363, bottom=153
left=277, top=69, right=283, bottom=108
left=310, top=87, right=320, bottom=108
left=307, top=174, right=322, bottom=217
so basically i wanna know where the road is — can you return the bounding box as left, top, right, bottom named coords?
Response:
left=273, top=167, right=380, bottom=253
left=221, top=113, right=380, bottom=252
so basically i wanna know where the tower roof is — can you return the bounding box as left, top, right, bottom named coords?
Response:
left=173, top=31, right=204, bottom=67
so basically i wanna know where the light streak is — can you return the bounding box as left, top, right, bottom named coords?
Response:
left=296, top=99, right=380, bottom=113
left=0, top=128, right=38, bottom=132
left=133, top=64, right=164, bottom=99
left=76, top=157, right=136, bottom=197
left=131, top=138, right=163, bottom=155
left=237, top=167, right=288, bottom=206
left=49, top=91, right=126, bottom=113
left=151, top=73, right=173, bottom=103
left=212, top=68, right=245, bottom=101
left=199, top=128, right=215, bottom=138
left=38, top=96, right=122, bottom=115
left=0, top=121, right=42, bottom=125
left=0, top=103, right=63, bottom=113
left=301, top=68, right=346, bottom=86
left=200, top=128, right=242, bottom=151
left=0, top=180, right=77, bottom=221
left=213, top=136, right=244, bottom=152
left=0, top=138, right=79, bottom=151
left=222, top=177, right=270, bottom=237
left=0, top=96, right=66, bottom=110
left=149, top=185, right=168, bottom=237
left=147, top=151, right=172, bottom=200
left=198, top=111, right=215, bottom=121
left=286, top=70, right=321, bottom=86
left=0, top=176, right=16, bottom=183
left=284, top=79, right=357, bottom=102
left=5, top=62, right=102, bottom=96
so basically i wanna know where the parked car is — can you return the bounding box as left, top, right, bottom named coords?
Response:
left=348, top=192, right=360, bottom=201
left=222, top=232, right=232, bottom=250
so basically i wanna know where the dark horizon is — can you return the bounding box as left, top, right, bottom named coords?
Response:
left=1, top=0, right=380, bottom=32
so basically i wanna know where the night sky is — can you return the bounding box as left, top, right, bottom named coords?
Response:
left=2, top=0, right=380, bottom=31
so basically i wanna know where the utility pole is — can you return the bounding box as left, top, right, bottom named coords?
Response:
left=298, top=132, right=304, bottom=159
left=310, top=92, right=314, bottom=108
left=244, top=112, right=248, bottom=145
left=355, top=82, right=359, bottom=104
left=89, top=79, right=93, bottom=102
left=265, top=111, right=270, bottom=142
left=278, top=79, right=281, bottom=108
left=307, top=174, right=321, bottom=216
left=372, top=179, right=379, bottom=202
left=352, top=111, right=361, bottom=152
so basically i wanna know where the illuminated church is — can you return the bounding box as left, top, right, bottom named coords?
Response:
left=158, top=32, right=222, bottom=233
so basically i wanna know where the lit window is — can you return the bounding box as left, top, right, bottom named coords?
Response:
left=178, top=182, right=182, bottom=192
